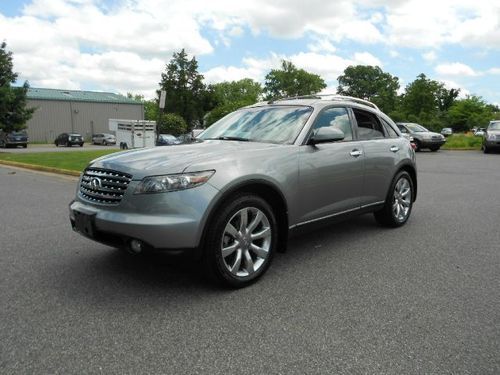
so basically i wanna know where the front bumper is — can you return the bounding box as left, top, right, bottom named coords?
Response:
left=69, top=180, right=220, bottom=251
left=484, top=139, right=500, bottom=149
left=419, top=139, right=446, bottom=148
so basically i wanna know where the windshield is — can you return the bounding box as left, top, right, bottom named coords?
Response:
left=199, top=105, right=313, bottom=144
left=488, top=122, right=500, bottom=130
left=406, top=123, right=428, bottom=132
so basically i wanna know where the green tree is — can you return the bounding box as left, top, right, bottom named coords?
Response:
left=396, top=74, right=445, bottom=130
left=447, top=96, right=494, bottom=132
left=0, top=42, right=34, bottom=133
left=205, top=79, right=262, bottom=126
left=159, top=49, right=205, bottom=128
left=263, top=60, right=326, bottom=100
left=157, top=113, right=188, bottom=136
left=337, top=65, right=400, bottom=113
left=211, top=78, right=261, bottom=105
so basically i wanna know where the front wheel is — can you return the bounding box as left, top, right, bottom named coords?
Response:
left=374, top=171, right=414, bottom=227
left=413, top=140, right=421, bottom=152
left=203, top=194, right=277, bottom=288
left=429, top=146, right=440, bottom=152
left=483, top=145, right=489, bottom=154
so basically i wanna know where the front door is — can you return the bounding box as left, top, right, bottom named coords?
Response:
left=298, top=107, right=364, bottom=224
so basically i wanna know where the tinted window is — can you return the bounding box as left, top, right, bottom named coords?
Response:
left=353, top=109, right=385, bottom=140
left=312, top=107, right=353, bottom=141
left=382, top=119, right=399, bottom=138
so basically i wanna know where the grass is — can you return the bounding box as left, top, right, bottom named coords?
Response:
left=0, top=150, right=119, bottom=172
left=442, top=133, right=483, bottom=150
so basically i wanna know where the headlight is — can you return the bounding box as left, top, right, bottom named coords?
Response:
left=409, top=136, right=414, bottom=142
left=135, top=170, right=215, bottom=194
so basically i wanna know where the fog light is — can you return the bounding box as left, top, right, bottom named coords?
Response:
left=129, top=239, right=143, bottom=254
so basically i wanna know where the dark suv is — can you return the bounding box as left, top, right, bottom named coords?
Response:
left=0, top=130, right=28, bottom=148
left=55, top=133, right=84, bottom=147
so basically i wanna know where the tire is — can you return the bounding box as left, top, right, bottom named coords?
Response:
left=483, top=145, right=489, bottom=154
left=0, top=140, right=5, bottom=148
left=66, top=141, right=71, bottom=147
left=429, top=146, right=440, bottom=152
left=203, top=194, right=278, bottom=288
left=22, top=144, right=27, bottom=148
left=103, top=141, right=107, bottom=146
left=79, top=143, right=83, bottom=147
left=374, top=171, right=414, bottom=228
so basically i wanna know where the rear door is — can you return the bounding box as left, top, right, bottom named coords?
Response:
left=298, top=106, right=364, bottom=224
left=352, top=108, right=400, bottom=206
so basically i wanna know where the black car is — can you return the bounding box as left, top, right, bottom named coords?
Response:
left=55, top=133, right=84, bottom=147
left=0, top=130, right=29, bottom=148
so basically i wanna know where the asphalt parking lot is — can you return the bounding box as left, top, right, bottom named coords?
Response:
left=1, top=151, right=499, bottom=374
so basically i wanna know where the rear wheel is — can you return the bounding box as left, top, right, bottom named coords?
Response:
left=203, top=194, right=277, bottom=288
left=374, top=171, right=414, bottom=227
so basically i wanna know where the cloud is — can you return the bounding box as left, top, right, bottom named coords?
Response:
left=423, top=51, right=437, bottom=62
left=435, top=62, right=479, bottom=77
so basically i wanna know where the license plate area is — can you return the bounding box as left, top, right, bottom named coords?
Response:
left=73, top=210, right=96, bottom=238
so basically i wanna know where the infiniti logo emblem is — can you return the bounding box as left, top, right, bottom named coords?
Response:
left=90, top=177, right=102, bottom=191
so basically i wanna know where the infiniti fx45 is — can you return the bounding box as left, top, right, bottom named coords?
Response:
left=70, top=96, right=417, bottom=287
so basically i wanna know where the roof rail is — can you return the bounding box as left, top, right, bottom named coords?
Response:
left=269, top=94, right=380, bottom=111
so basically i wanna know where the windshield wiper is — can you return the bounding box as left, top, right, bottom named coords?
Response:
left=206, top=136, right=250, bottom=142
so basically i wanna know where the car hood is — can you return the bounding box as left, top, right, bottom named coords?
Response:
left=90, top=140, right=284, bottom=179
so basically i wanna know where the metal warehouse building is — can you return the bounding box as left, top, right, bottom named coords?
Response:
left=25, top=88, right=144, bottom=142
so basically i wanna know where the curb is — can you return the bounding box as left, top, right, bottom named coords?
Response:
left=0, top=160, right=81, bottom=177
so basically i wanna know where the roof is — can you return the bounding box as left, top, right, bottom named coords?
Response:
left=27, top=87, right=142, bottom=105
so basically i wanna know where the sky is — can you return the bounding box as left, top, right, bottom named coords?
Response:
left=1, top=0, right=499, bottom=105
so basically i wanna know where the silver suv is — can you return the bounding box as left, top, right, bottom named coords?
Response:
left=70, top=95, right=417, bottom=287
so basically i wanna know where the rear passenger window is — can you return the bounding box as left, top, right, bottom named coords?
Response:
left=382, top=119, right=399, bottom=138
left=312, top=107, right=353, bottom=141
left=353, top=109, right=385, bottom=140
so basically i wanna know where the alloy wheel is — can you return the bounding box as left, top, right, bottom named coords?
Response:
left=392, top=177, right=412, bottom=222
left=221, top=207, right=271, bottom=277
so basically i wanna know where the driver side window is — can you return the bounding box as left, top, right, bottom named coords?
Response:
left=312, top=107, right=353, bottom=141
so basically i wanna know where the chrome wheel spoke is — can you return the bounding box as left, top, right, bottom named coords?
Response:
left=247, top=211, right=263, bottom=232
left=250, top=243, right=268, bottom=258
left=251, top=227, right=270, bottom=240
left=229, top=249, right=242, bottom=275
left=225, top=223, right=239, bottom=239
left=243, top=250, right=255, bottom=274
left=222, top=242, right=238, bottom=258
left=239, top=208, right=248, bottom=232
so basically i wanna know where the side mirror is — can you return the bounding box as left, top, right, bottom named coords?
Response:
left=309, top=127, right=345, bottom=145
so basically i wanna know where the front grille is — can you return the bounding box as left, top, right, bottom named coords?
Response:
left=80, top=168, right=132, bottom=204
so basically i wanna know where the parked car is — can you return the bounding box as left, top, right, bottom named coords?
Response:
left=482, top=121, right=500, bottom=153
left=92, top=133, right=116, bottom=145
left=441, top=127, right=453, bottom=137
left=396, top=122, right=445, bottom=151
left=70, top=95, right=417, bottom=288
left=0, top=130, right=28, bottom=148
left=156, top=134, right=181, bottom=146
left=474, top=128, right=485, bottom=137
left=55, top=133, right=84, bottom=147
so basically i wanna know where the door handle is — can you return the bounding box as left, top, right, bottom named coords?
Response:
left=350, top=149, right=362, bottom=157
left=390, top=146, right=399, bottom=152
